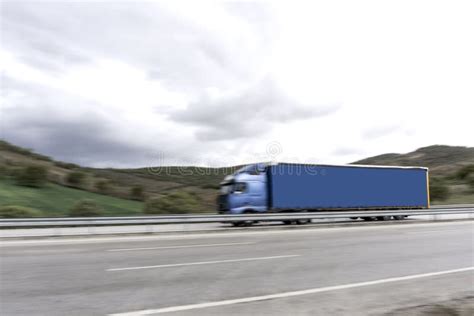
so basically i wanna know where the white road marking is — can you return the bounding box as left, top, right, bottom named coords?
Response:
left=109, top=266, right=474, bottom=315
left=107, top=242, right=255, bottom=252
left=106, top=254, right=300, bottom=272
left=2, top=220, right=472, bottom=247
left=404, top=229, right=461, bottom=234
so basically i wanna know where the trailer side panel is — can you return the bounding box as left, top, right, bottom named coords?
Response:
left=269, top=164, right=429, bottom=210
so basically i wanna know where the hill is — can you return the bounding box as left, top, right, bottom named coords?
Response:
left=0, top=140, right=234, bottom=216
left=353, top=145, right=474, bottom=177
left=1, top=140, right=473, bottom=217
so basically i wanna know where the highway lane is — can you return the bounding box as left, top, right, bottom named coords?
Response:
left=168, top=270, right=473, bottom=316
left=0, top=221, right=473, bottom=315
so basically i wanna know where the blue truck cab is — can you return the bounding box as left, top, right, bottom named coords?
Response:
left=218, top=163, right=268, bottom=214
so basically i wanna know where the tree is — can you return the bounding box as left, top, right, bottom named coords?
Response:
left=15, top=165, right=48, bottom=188
left=68, top=199, right=104, bottom=217
left=144, top=191, right=202, bottom=214
left=130, top=185, right=145, bottom=201
left=66, top=171, right=86, bottom=187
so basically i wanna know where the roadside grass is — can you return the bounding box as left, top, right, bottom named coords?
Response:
left=0, top=179, right=143, bottom=217
left=431, top=183, right=474, bottom=205
left=439, top=192, right=474, bottom=204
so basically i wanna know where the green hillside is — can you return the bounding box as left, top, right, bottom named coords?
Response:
left=0, top=179, right=143, bottom=217
left=353, top=145, right=474, bottom=176
left=0, top=140, right=231, bottom=215
left=0, top=140, right=228, bottom=196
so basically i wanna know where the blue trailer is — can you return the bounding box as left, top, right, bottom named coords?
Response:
left=217, top=162, right=429, bottom=225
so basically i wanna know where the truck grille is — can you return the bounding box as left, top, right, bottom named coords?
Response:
left=217, top=195, right=229, bottom=213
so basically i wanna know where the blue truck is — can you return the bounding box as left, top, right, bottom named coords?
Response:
left=217, top=162, right=429, bottom=225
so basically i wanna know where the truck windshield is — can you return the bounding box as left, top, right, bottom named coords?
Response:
left=233, top=182, right=247, bottom=193
left=220, top=184, right=232, bottom=194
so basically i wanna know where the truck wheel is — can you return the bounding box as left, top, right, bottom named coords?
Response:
left=296, top=219, right=311, bottom=225
left=376, top=216, right=391, bottom=221
left=362, top=217, right=376, bottom=221
left=232, top=221, right=254, bottom=227
left=350, top=217, right=359, bottom=220
left=241, top=210, right=256, bottom=226
left=393, top=215, right=404, bottom=220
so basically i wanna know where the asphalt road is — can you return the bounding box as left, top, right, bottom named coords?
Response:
left=1, top=221, right=473, bottom=315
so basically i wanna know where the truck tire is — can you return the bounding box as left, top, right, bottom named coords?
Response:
left=393, top=215, right=404, bottom=220
left=283, top=220, right=302, bottom=225
left=294, top=210, right=310, bottom=225
left=376, top=216, right=391, bottom=221
left=296, top=219, right=311, bottom=225
left=362, top=217, right=376, bottom=221
left=241, top=210, right=256, bottom=226
left=231, top=221, right=254, bottom=227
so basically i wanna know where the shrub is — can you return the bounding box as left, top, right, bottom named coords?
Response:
left=0, top=205, right=42, bottom=218
left=66, top=171, right=87, bottom=187
left=0, top=166, right=6, bottom=179
left=130, top=185, right=145, bottom=201
left=455, top=164, right=474, bottom=180
left=144, top=191, right=202, bottom=214
left=68, top=199, right=104, bottom=217
left=95, top=180, right=110, bottom=194
left=14, top=165, right=48, bottom=188
left=430, top=178, right=450, bottom=202
left=467, top=177, right=474, bottom=193
left=4, top=166, right=21, bottom=177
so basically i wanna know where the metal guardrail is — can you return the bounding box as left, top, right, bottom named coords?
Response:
left=1, top=208, right=473, bottom=228
left=430, top=204, right=474, bottom=209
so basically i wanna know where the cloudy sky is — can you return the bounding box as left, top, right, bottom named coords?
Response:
left=1, top=0, right=473, bottom=167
